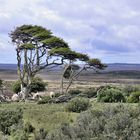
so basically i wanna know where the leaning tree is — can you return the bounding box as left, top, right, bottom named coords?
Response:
left=10, top=25, right=71, bottom=100
left=49, top=47, right=106, bottom=93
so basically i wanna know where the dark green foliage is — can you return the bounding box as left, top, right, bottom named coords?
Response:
left=42, top=36, right=69, bottom=49
left=68, top=89, right=81, bottom=96
left=80, top=87, right=97, bottom=98
left=0, top=108, right=23, bottom=134
left=37, top=96, right=51, bottom=104
left=12, top=77, right=47, bottom=93
left=88, top=58, right=107, bottom=70
left=34, top=128, right=47, bottom=140
left=127, top=91, right=140, bottom=103
left=12, top=80, right=21, bottom=93
left=65, top=97, right=91, bottom=113
left=49, top=47, right=89, bottom=61
left=20, top=43, right=35, bottom=50
left=30, top=77, right=47, bottom=93
left=47, top=105, right=140, bottom=140
left=97, top=86, right=125, bottom=102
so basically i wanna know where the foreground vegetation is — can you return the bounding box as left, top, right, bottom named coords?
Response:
left=0, top=102, right=139, bottom=139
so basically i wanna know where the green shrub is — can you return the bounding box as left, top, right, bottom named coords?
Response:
left=97, top=86, right=125, bottom=102
left=127, top=91, right=140, bottom=103
left=47, top=105, right=140, bottom=140
left=30, top=77, right=47, bottom=93
left=80, top=87, right=97, bottom=98
left=38, top=96, right=51, bottom=104
left=65, top=97, right=91, bottom=113
left=68, top=89, right=81, bottom=96
left=123, top=85, right=140, bottom=97
left=12, top=77, right=47, bottom=93
left=12, top=80, right=21, bottom=93
left=0, top=108, right=23, bottom=134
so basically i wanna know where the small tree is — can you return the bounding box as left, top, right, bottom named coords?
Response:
left=64, top=58, right=106, bottom=93
left=49, top=47, right=106, bottom=93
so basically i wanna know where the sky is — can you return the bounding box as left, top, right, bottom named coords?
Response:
left=0, top=0, right=140, bottom=64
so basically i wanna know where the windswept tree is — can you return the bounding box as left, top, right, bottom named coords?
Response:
left=49, top=47, right=106, bottom=93
left=10, top=25, right=70, bottom=99
left=10, top=24, right=106, bottom=99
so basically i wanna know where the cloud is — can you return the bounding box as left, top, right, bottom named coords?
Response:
left=0, top=0, right=140, bottom=63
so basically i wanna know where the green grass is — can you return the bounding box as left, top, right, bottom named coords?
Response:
left=0, top=102, right=78, bottom=132
left=0, top=101, right=138, bottom=138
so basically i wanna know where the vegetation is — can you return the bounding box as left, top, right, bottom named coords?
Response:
left=97, top=86, right=126, bottom=102
left=10, top=25, right=71, bottom=99
left=60, top=58, right=106, bottom=94
left=1, top=23, right=139, bottom=139
left=68, top=89, right=82, bottom=96
left=80, top=87, right=97, bottom=98
left=123, top=85, right=140, bottom=97
left=127, top=91, right=140, bottom=103
left=12, top=77, right=47, bottom=93
left=48, top=104, right=140, bottom=140
left=0, top=108, right=23, bottom=135
left=65, top=97, right=91, bottom=113
left=37, top=96, right=51, bottom=104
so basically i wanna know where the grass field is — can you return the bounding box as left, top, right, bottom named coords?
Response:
left=0, top=102, right=78, bottom=132
left=0, top=101, right=138, bottom=132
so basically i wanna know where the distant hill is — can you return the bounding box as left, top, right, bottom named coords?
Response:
left=0, top=63, right=140, bottom=72
left=105, top=63, right=140, bottom=71
left=0, top=64, right=17, bottom=70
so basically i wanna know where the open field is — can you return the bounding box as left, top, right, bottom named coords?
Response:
left=0, top=102, right=138, bottom=132
left=0, top=64, right=140, bottom=139
left=1, top=69, right=140, bottom=94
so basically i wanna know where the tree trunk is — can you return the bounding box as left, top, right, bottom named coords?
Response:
left=20, top=84, right=31, bottom=101
left=65, top=78, right=73, bottom=93
left=60, top=64, right=70, bottom=94
left=60, top=75, right=64, bottom=94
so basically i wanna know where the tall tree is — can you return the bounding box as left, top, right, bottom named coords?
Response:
left=10, top=25, right=70, bottom=100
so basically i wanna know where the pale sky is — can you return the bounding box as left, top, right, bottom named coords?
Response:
left=0, top=0, right=140, bottom=63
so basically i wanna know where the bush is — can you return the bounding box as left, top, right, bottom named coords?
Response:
left=47, top=105, right=140, bottom=140
left=12, top=77, right=47, bottom=93
left=30, top=77, right=47, bottom=93
left=12, top=80, right=21, bottom=93
left=68, top=89, right=81, bottom=96
left=65, top=97, right=91, bottom=113
left=123, top=85, right=140, bottom=97
left=97, top=86, right=125, bottom=102
left=0, top=108, right=23, bottom=134
left=127, top=91, right=140, bottom=103
left=79, top=87, right=97, bottom=98
left=37, top=96, right=51, bottom=104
